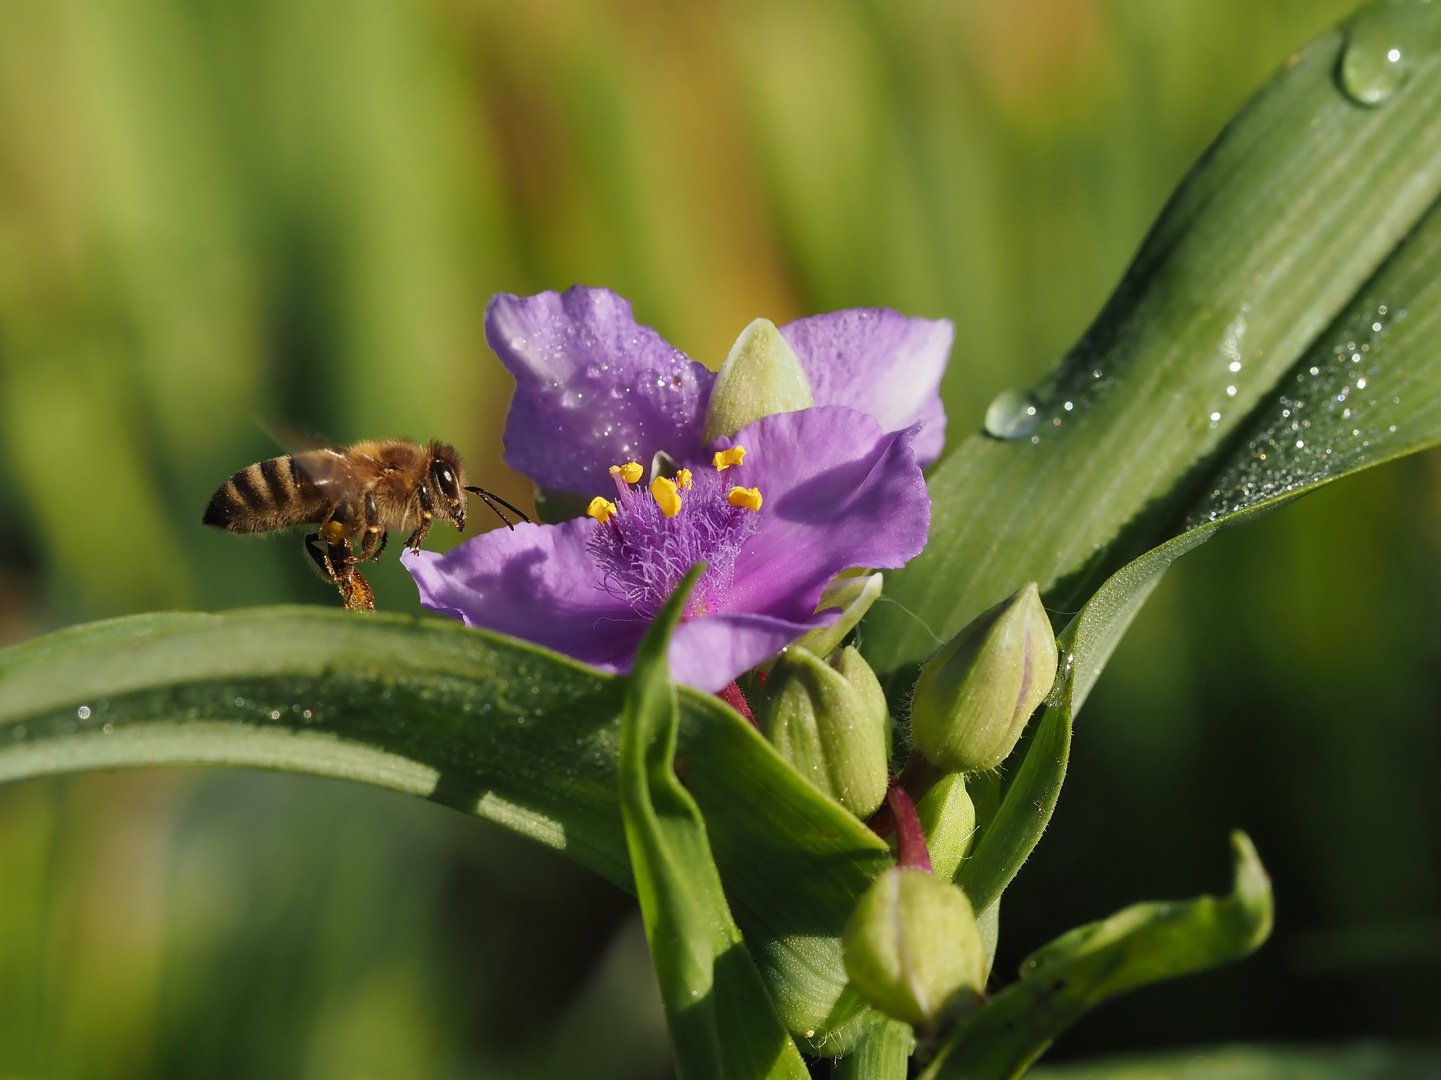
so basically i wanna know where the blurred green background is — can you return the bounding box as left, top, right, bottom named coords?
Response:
left=0, top=0, right=1437, bottom=1075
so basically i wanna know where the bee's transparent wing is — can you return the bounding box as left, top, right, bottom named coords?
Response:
left=252, top=415, right=338, bottom=455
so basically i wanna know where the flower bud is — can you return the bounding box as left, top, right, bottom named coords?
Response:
left=794, top=572, right=884, bottom=660
left=703, top=318, right=814, bottom=442
left=762, top=645, right=888, bottom=818
left=842, top=867, right=986, bottom=1026
left=910, top=582, right=1058, bottom=774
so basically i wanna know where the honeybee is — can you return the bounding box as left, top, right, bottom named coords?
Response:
left=203, top=437, right=528, bottom=611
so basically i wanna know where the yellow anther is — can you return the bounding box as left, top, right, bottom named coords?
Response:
left=650, top=476, right=683, bottom=518
left=713, top=445, right=747, bottom=471
left=586, top=496, right=618, bottom=524
left=727, top=486, right=763, bottom=512
left=676, top=468, right=693, bottom=490
left=609, top=461, right=644, bottom=484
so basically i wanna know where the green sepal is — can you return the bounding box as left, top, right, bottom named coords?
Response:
left=831, top=1019, right=915, bottom=1080
left=794, top=572, right=885, bottom=660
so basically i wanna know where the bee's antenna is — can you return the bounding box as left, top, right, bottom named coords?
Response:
left=465, top=486, right=531, bottom=531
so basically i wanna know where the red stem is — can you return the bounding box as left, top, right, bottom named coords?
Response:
left=888, top=784, right=933, bottom=873
left=716, top=681, right=759, bottom=730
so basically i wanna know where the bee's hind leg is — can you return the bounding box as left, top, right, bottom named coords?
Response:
left=304, top=533, right=375, bottom=613
left=338, top=563, right=376, bottom=612
left=305, top=532, right=340, bottom=582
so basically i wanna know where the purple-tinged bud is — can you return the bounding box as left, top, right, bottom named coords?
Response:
left=842, top=867, right=986, bottom=1026
left=762, top=645, right=889, bottom=818
left=909, top=582, right=1058, bottom=774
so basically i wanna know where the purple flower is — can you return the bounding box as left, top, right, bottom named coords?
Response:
left=486, top=286, right=953, bottom=495
left=404, top=406, right=930, bottom=691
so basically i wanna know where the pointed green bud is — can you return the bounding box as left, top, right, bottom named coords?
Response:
left=703, top=318, right=814, bottom=442
left=762, top=645, right=888, bottom=818
left=842, top=867, right=986, bottom=1026
left=915, top=771, right=976, bottom=882
left=910, top=582, right=1059, bottom=774
left=794, top=572, right=884, bottom=660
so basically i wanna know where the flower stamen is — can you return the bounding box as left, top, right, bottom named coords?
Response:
left=676, top=468, right=693, bottom=490
left=650, top=475, right=682, bottom=518
left=586, top=496, right=618, bottom=524
left=727, top=486, right=763, bottom=511
left=713, top=446, right=746, bottom=471
left=610, top=461, right=645, bottom=484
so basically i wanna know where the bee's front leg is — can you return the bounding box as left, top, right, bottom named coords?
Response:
left=371, top=531, right=388, bottom=561
left=405, top=515, right=433, bottom=553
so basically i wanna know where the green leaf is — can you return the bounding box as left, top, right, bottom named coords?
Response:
left=618, top=566, right=809, bottom=1080
left=0, top=606, right=891, bottom=1049
left=921, top=170, right=1441, bottom=939
left=867, top=1, right=1441, bottom=672
left=1032, top=1043, right=1441, bottom=1080
left=1068, top=163, right=1441, bottom=713
left=921, top=833, right=1273, bottom=1080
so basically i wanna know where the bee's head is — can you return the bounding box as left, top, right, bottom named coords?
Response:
left=429, top=442, right=468, bottom=530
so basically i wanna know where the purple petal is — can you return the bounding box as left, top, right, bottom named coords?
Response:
left=488, top=287, right=715, bottom=494
left=715, top=406, right=931, bottom=624
left=669, top=610, right=837, bottom=693
left=403, top=519, right=645, bottom=672
left=780, top=309, right=953, bottom=467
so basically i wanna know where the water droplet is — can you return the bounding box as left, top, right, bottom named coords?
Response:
left=1210, top=412, right=1222, bottom=422
left=1338, top=0, right=1439, bottom=106
left=983, top=389, right=1041, bottom=440
left=510, top=335, right=528, bottom=351
left=1227, top=386, right=1238, bottom=397
left=76, top=705, right=91, bottom=720
left=1229, top=361, right=1242, bottom=373
left=102, top=723, right=114, bottom=735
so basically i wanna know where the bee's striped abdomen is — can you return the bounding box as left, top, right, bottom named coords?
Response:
left=203, top=455, right=326, bottom=533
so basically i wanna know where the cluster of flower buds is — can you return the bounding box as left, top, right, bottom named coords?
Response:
left=837, top=583, right=1060, bottom=1026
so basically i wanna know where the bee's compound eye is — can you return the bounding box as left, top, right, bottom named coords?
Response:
left=433, top=462, right=462, bottom=504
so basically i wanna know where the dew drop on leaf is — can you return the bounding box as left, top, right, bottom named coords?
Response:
left=983, top=389, right=1041, bottom=440
left=1337, top=0, right=1439, bottom=107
